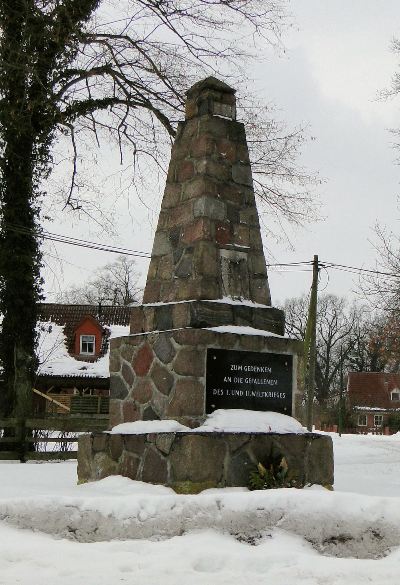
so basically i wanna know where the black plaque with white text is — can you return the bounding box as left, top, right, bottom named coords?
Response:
left=206, top=348, right=292, bottom=415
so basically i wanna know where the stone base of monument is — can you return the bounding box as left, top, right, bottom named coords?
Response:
left=109, top=327, right=303, bottom=428
left=77, top=429, right=333, bottom=493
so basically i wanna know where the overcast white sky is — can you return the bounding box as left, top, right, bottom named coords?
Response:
left=43, top=0, right=400, bottom=307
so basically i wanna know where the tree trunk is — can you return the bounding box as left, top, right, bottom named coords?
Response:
left=0, top=0, right=42, bottom=417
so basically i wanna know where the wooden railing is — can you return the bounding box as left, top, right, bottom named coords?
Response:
left=0, top=415, right=109, bottom=462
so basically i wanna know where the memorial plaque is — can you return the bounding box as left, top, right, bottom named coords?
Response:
left=206, top=348, right=292, bottom=415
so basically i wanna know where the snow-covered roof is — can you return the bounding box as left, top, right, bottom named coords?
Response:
left=36, top=310, right=130, bottom=380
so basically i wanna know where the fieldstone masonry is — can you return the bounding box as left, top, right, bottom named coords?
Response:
left=78, top=431, right=334, bottom=493
left=77, top=76, right=334, bottom=490
left=143, top=77, right=271, bottom=305
left=108, top=76, right=303, bottom=428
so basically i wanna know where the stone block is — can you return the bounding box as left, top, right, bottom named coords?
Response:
left=154, top=305, right=173, bottom=330
left=142, top=448, right=168, bottom=484
left=233, top=224, right=250, bottom=247
left=174, top=254, right=193, bottom=278
left=109, top=352, right=121, bottom=374
left=155, top=433, right=176, bottom=455
left=93, top=452, right=118, bottom=481
left=198, top=115, right=229, bottom=138
left=172, top=327, right=215, bottom=346
left=77, top=434, right=92, bottom=482
left=167, top=201, right=194, bottom=227
left=157, top=255, right=173, bottom=281
left=237, top=142, right=250, bottom=163
left=190, top=301, right=233, bottom=328
left=228, top=120, right=247, bottom=142
left=249, top=227, right=264, bottom=250
left=190, top=134, right=215, bottom=158
left=193, top=196, right=226, bottom=221
left=120, top=342, right=136, bottom=362
left=110, top=374, right=129, bottom=400
left=162, top=183, right=182, bottom=208
left=195, top=158, right=230, bottom=182
left=151, top=390, right=169, bottom=418
left=172, top=303, right=190, bottom=328
left=239, top=335, right=264, bottom=352
left=249, top=253, right=268, bottom=276
left=151, top=232, right=172, bottom=256
left=239, top=207, right=259, bottom=226
left=121, top=362, right=135, bottom=387
left=232, top=163, right=253, bottom=186
left=182, top=218, right=212, bottom=244
left=181, top=176, right=218, bottom=201
left=151, top=361, right=174, bottom=395
left=119, top=452, right=140, bottom=480
left=143, top=405, right=159, bottom=420
left=132, top=380, right=153, bottom=404
left=110, top=434, right=124, bottom=461
left=226, top=449, right=254, bottom=486
left=193, top=242, right=218, bottom=278
left=142, top=281, right=161, bottom=304
left=173, top=347, right=205, bottom=377
left=122, top=400, right=140, bottom=422
left=121, top=435, right=145, bottom=456
left=153, top=334, right=176, bottom=363
left=133, top=343, right=154, bottom=376
left=169, top=434, right=226, bottom=483
left=305, top=435, right=334, bottom=486
left=92, top=433, right=108, bottom=452
left=215, top=222, right=232, bottom=245
left=230, top=303, right=252, bottom=325
left=109, top=400, right=122, bottom=428
left=167, top=378, right=204, bottom=417
left=216, top=138, right=237, bottom=163
left=143, top=307, right=155, bottom=331
left=250, top=278, right=270, bottom=305
left=176, top=160, right=195, bottom=182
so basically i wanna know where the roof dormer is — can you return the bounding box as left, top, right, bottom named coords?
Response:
left=73, top=315, right=103, bottom=358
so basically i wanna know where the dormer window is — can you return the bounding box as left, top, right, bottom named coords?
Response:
left=391, top=390, right=400, bottom=401
left=80, top=334, right=95, bottom=355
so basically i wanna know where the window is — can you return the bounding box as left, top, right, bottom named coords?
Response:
left=80, top=334, right=95, bottom=355
left=391, top=391, right=400, bottom=401
left=358, top=414, right=367, bottom=426
left=374, top=414, right=383, bottom=427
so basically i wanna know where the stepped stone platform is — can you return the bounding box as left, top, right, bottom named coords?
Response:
left=78, top=430, right=333, bottom=493
left=77, top=76, right=333, bottom=492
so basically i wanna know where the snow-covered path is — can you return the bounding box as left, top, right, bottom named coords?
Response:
left=1, top=433, right=400, bottom=584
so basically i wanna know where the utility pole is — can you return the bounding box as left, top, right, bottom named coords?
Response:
left=338, top=346, right=344, bottom=437
left=306, top=255, right=319, bottom=432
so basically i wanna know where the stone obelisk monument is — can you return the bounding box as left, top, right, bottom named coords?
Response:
left=109, top=77, right=302, bottom=428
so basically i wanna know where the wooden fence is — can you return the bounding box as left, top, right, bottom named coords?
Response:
left=0, top=415, right=109, bottom=462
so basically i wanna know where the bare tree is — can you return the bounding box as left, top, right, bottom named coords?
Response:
left=285, top=294, right=361, bottom=405
left=58, top=255, right=142, bottom=305
left=0, top=0, right=318, bottom=417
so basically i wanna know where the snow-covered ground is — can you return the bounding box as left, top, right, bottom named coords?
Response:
left=1, top=432, right=400, bottom=584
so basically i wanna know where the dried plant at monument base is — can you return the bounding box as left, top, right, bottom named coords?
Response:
left=248, top=456, right=300, bottom=490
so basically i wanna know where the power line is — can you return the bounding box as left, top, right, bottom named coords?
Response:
left=5, top=223, right=151, bottom=258
left=4, top=222, right=400, bottom=278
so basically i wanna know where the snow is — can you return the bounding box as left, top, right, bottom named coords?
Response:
left=110, top=410, right=305, bottom=434
left=207, top=325, right=288, bottom=337
left=2, top=433, right=400, bottom=583
left=142, top=297, right=270, bottom=308
left=110, top=419, right=189, bottom=434
left=36, top=322, right=129, bottom=378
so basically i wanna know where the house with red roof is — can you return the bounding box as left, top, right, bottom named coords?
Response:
left=347, top=371, right=400, bottom=430
left=34, top=303, right=131, bottom=414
